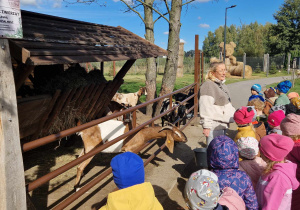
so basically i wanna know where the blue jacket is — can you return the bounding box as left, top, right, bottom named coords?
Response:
left=207, top=135, right=259, bottom=210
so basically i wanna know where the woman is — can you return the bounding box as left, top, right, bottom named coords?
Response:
left=199, top=59, right=236, bottom=145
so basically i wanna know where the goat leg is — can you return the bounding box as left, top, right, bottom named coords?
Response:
left=74, top=155, right=95, bottom=191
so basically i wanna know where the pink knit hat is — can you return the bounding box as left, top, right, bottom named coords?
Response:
left=267, top=110, right=285, bottom=127
left=234, top=106, right=255, bottom=124
left=281, top=113, right=300, bottom=136
left=259, top=133, right=294, bottom=161
left=237, top=137, right=259, bottom=159
left=287, top=92, right=299, bottom=100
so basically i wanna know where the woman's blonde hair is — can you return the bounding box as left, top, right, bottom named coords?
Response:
left=205, top=57, right=224, bottom=81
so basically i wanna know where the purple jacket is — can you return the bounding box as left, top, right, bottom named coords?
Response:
left=207, top=135, right=258, bottom=210
left=256, top=161, right=299, bottom=210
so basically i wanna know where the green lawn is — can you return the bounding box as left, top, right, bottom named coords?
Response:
left=105, top=71, right=293, bottom=102
left=267, top=78, right=300, bottom=94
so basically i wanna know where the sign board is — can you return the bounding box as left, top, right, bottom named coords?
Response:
left=0, top=0, right=22, bottom=38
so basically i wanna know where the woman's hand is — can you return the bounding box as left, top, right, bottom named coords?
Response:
left=203, top=128, right=211, bottom=137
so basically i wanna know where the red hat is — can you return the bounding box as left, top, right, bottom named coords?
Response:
left=267, top=110, right=285, bottom=127
left=260, top=133, right=294, bottom=161
left=234, top=106, right=255, bottom=124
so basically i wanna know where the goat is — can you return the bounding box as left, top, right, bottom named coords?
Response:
left=103, top=101, right=130, bottom=121
left=75, top=120, right=187, bottom=190
left=160, top=99, right=188, bottom=126
left=112, top=87, right=147, bottom=107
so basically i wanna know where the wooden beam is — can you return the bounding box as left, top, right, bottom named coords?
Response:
left=14, top=64, right=34, bottom=92
left=0, top=39, right=26, bottom=209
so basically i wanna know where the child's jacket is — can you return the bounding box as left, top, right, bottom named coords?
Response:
left=287, top=141, right=300, bottom=210
left=207, top=135, right=259, bottom=210
left=234, top=125, right=256, bottom=142
left=239, top=157, right=267, bottom=189
left=275, top=94, right=290, bottom=106
left=99, top=182, right=163, bottom=210
left=256, top=162, right=299, bottom=210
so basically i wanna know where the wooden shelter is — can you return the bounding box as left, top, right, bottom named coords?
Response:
left=9, top=10, right=167, bottom=140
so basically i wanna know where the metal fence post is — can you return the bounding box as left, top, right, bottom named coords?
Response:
left=243, top=53, right=246, bottom=79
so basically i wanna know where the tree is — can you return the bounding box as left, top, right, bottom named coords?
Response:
left=269, top=0, right=300, bottom=55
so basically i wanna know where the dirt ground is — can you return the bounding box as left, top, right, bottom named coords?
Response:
left=24, top=108, right=190, bottom=209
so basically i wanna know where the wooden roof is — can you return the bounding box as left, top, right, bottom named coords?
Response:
left=9, top=10, right=167, bottom=65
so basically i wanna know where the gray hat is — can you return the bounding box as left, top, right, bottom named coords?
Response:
left=184, top=169, right=220, bottom=210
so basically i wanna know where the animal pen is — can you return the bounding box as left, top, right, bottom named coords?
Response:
left=0, top=10, right=203, bottom=210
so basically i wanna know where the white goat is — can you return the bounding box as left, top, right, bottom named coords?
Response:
left=75, top=120, right=187, bottom=190
left=112, top=87, right=147, bottom=107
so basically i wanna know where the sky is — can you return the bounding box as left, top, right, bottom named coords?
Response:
left=19, top=0, right=286, bottom=51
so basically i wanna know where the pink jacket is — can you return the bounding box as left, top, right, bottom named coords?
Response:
left=287, top=141, right=300, bottom=210
left=239, top=157, right=267, bottom=189
left=218, top=187, right=246, bottom=210
left=256, top=161, right=299, bottom=210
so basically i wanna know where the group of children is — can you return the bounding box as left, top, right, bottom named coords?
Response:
left=184, top=80, right=300, bottom=210
left=99, top=80, right=300, bottom=210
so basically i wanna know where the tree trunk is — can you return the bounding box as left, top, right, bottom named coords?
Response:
left=154, top=0, right=182, bottom=116
left=144, top=0, right=157, bottom=116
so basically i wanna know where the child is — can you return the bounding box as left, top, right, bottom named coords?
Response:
left=233, top=106, right=256, bottom=142
left=247, top=98, right=267, bottom=140
left=281, top=113, right=300, bottom=210
left=274, top=80, right=292, bottom=106
left=237, top=137, right=267, bottom=189
left=207, top=135, right=258, bottom=210
left=286, top=96, right=300, bottom=115
left=248, top=84, right=264, bottom=103
left=256, top=134, right=299, bottom=210
left=184, top=169, right=246, bottom=210
left=263, top=87, right=277, bottom=116
left=288, top=92, right=299, bottom=100
left=99, top=152, right=163, bottom=210
left=267, top=110, right=285, bottom=134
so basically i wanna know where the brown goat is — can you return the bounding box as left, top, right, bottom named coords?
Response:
left=74, top=121, right=187, bottom=190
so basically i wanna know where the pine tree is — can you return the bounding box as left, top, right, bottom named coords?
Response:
left=269, top=62, right=278, bottom=74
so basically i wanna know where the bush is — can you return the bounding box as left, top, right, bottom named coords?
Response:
left=269, top=62, right=278, bottom=74
left=255, top=63, right=261, bottom=73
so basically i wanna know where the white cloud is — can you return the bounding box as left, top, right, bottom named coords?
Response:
left=199, top=23, right=210, bottom=28
left=53, top=0, right=62, bottom=8
left=21, top=0, right=62, bottom=8
left=180, top=39, right=186, bottom=43
left=113, top=0, right=134, bottom=5
left=20, top=0, right=38, bottom=6
left=197, top=16, right=201, bottom=20
left=163, top=31, right=169, bottom=35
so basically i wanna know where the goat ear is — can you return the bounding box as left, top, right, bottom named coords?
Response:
left=165, top=132, right=174, bottom=153
left=76, top=119, right=81, bottom=126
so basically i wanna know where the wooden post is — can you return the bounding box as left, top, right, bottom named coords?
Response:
left=176, top=42, right=184, bottom=77
left=287, top=53, right=291, bottom=74
left=194, top=35, right=200, bottom=116
left=0, top=39, right=26, bottom=209
left=113, top=61, right=116, bottom=77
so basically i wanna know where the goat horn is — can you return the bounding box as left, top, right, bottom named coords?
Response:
left=159, top=126, right=173, bottom=132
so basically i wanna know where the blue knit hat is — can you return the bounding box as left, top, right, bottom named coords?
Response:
left=251, top=84, right=261, bottom=93
left=111, top=152, right=145, bottom=189
left=277, top=80, right=292, bottom=94
left=248, top=94, right=265, bottom=102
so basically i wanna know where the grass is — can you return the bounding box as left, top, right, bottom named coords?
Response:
left=267, top=78, right=300, bottom=94
left=104, top=71, right=292, bottom=102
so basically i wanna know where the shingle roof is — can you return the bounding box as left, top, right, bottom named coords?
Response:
left=9, top=10, right=167, bottom=65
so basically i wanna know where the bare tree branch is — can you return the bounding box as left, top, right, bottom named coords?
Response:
left=120, top=0, right=145, bottom=23
left=163, top=0, right=171, bottom=14
left=154, top=12, right=168, bottom=24
left=135, top=0, right=170, bottom=24
left=182, top=0, right=195, bottom=6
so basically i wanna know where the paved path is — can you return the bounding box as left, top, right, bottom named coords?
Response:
left=160, top=76, right=292, bottom=209
left=228, top=76, right=291, bottom=108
